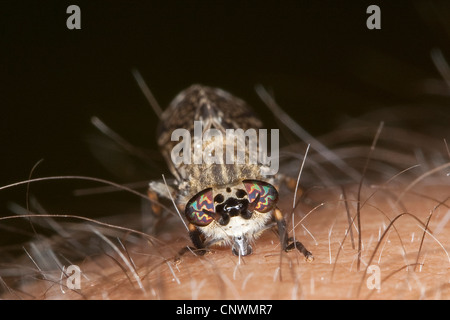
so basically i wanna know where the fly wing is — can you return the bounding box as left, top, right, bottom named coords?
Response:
left=86, top=117, right=165, bottom=182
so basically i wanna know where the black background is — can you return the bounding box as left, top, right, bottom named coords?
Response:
left=1, top=1, right=450, bottom=219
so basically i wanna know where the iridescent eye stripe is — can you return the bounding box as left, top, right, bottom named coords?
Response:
left=255, top=185, right=274, bottom=211
left=190, top=209, right=213, bottom=224
left=186, top=189, right=215, bottom=225
left=190, top=197, right=213, bottom=223
left=246, top=182, right=262, bottom=203
left=243, top=180, right=278, bottom=213
left=199, top=193, right=213, bottom=205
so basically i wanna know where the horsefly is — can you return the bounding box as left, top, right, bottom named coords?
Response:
left=148, top=84, right=313, bottom=260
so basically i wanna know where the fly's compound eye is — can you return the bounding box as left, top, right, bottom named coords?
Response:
left=185, top=188, right=216, bottom=226
left=243, top=180, right=279, bottom=213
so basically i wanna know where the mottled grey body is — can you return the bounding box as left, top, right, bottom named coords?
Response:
left=157, top=85, right=276, bottom=210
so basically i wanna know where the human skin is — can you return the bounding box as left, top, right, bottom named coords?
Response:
left=2, top=178, right=448, bottom=300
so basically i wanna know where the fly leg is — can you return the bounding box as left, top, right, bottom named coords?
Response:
left=147, top=188, right=163, bottom=217
left=147, top=181, right=179, bottom=234
left=272, top=208, right=314, bottom=262
left=175, top=224, right=210, bottom=263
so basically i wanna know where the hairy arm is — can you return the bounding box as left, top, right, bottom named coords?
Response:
left=2, top=180, right=448, bottom=300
